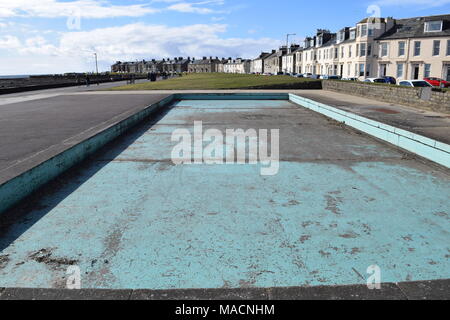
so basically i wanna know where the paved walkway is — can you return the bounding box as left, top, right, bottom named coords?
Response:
left=296, top=90, right=450, bottom=144
left=0, top=93, right=170, bottom=184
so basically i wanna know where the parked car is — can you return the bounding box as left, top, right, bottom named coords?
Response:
left=295, top=74, right=304, bottom=78
left=398, top=80, right=433, bottom=88
left=341, top=77, right=358, bottom=81
left=381, top=76, right=397, bottom=85
left=303, top=73, right=313, bottom=78
left=328, top=75, right=341, bottom=80
left=364, top=77, right=387, bottom=83
left=424, top=77, right=450, bottom=88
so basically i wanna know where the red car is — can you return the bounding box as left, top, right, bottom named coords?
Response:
left=424, top=77, right=450, bottom=88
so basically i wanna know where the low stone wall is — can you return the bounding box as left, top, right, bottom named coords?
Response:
left=322, top=80, right=450, bottom=113
left=246, top=80, right=322, bottom=90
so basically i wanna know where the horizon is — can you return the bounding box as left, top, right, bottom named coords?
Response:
left=1, top=0, right=450, bottom=75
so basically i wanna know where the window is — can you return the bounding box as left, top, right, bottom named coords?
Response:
left=366, top=64, right=371, bottom=77
left=360, top=43, right=366, bottom=56
left=424, top=21, right=443, bottom=32
left=368, top=27, right=374, bottom=37
left=398, top=41, right=405, bottom=56
left=368, top=44, right=372, bottom=56
left=399, top=81, right=412, bottom=87
left=334, top=48, right=338, bottom=59
left=349, top=45, right=352, bottom=57
left=341, top=46, right=344, bottom=58
left=433, top=40, right=440, bottom=56
left=361, top=25, right=368, bottom=37
left=424, top=64, right=431, bottom=78
left=414, top=41, right=421, bottom=56
left=359, top=64, right=365, bottom=77
left=381, top=43, right=388, bottom=57
left=448, top=40, right=450, bottom=56
left=396, top=64, right=404, bottom=78
left=350, top=30, right=356, bottom=40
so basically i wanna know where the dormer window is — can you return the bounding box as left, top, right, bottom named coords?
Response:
left=424, top=21, right=443, bottom=32
left=360, top=24, right=368, bottom=37
left=349, top=29, right=356, bottom=40
left=337, top=31, right=345, bottom=43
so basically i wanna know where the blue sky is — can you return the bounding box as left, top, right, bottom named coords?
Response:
left=0, top=0, right=449, bottom=75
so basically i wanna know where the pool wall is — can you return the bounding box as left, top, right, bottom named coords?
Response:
left=289, top=94, right=450, bottom=168
left=0, top=92, right=449, bottom=217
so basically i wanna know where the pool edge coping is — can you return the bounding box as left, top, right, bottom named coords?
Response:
left=0, top=279, right=449, bottom=300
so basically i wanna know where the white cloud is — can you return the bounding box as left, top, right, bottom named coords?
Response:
left=0, top=23, right=280, bottom=74
left=167, top=0, right=225, bottom=14
left=168, top=3, right=214, bottom=14
left=0, top=0, right=159, bottom=19
left=0, top=35, right=21, bottom=49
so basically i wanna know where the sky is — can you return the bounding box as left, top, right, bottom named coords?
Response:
left=0, top=0, right=449, bottom=75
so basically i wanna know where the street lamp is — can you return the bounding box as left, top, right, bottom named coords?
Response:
left=285, top=33, right=296, bottom=73
left=286, top=33, right=296, bottom=49
left=94, top=53, right=99, bottom=74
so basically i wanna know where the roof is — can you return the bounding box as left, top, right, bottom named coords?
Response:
left=264, top=52, right=278, bottom=60
left=321, top=35, right=337, bottom=48
left=190, top=58, right=221, bottom=65
left=164, top=59, right=190, bottom=65
left=376, top=14, right=450, bottom=40
left=254, top=52, right=272, bottom=60
left=359, top=17, right=386, bottom=24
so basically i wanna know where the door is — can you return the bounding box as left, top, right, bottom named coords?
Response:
left=413, top=64, right=420, bottom=80
left=446, top=66, right=450, bottom=81
left=379, top=64, right=387, bottom=77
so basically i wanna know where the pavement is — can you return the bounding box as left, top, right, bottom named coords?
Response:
left=0, top=89, right=170, bottom=185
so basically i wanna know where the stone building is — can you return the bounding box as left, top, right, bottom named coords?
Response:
left=162, top=57, right=191, bottom=74
left=188, top=57, right=222, bottom=73
left=250, top=52, right=271, bottom=74
left=292, top=14, right=450, bottom=81
left=223, top=58, right=251, bottom=74
left=263, top=47, right=288, bottom=74
left=375, top=14, right=450, bottom=81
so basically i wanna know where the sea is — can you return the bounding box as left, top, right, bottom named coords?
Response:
left=0, top=75, right=31, bottom=79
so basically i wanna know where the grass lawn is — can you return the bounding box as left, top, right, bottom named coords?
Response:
left=109, top=73, right=318, bottom=90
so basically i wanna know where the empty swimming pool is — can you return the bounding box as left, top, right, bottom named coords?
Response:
left=0, top=97, right=449, bottom=291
